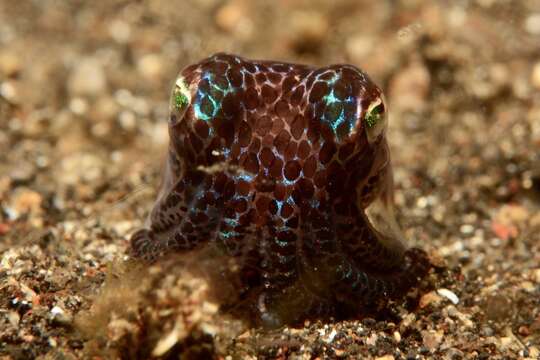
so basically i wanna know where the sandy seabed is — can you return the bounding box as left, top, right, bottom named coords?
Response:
left=1, top=1, right=539, bottom=359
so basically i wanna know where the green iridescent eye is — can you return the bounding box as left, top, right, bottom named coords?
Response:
left=364, top=98, right=387, bottom=144
left=172, top=77, right=191, bottom=113
left=365, top=103, right=384, bottom=128
left=174, top=91, right=188, bottom=110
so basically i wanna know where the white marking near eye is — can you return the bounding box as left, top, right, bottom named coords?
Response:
left=367, top=98, right=382, bottom=112
left=174, top=76, right=192, bottom=103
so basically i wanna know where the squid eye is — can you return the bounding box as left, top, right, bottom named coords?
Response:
left=364, top=98, right=387, bottom=143
left=170, top=77, right=191, bottom=123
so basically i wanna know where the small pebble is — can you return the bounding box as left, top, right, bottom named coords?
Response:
left=420, top=291, right=443, bottom=308
left=0, top=81, right=18, bottom=103
left=50, top=306, right=72, bottom=326
left=422, top=329, right=444, bottom=350
left=459, top=224, right=474, bottom=235
left=0, top=51, right=21, bottom=77
left=288, top=10, right=329, bottom=54
left=69, top=97, right=89, bottom=115
left=480, top=326, right=494, bottom=337
left=323, top=328, right=337, bottom=343
left=436, top=288, right=459, bottom=304
left=445, top=348, right=464, bottom=359
left=375, top=355, right=394, bottom=360
left=215, top=1, right=253, bottom=39
left=524, top=13, right=540, bottom=35
left=346, top=34, right=374, bottom=62
left=11, top=188, right=42, bottom=215
left=7, top=311, right=20, bottom=328
left=532, top=268, right=540, bottom=283
left=151, top=323, right=185, bottom=357
left=109, top=19, right=131, bottom=43
left=137, top=54, right=164, bottom=80
left=68, top=59, right=107, bottom=97
left=531, top=62, right=540, bottom=90
left=518, top=325, right=530, bottom=336
left=365, top=333, right=378, bottom=346
left=9, top=165, right=35, bottom=185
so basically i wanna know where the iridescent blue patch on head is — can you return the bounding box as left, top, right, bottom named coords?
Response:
left=219, top=230, right=239, bottom=239
left=319, top=74, right=357, bottom=140
left=194, top=71, right=237, bottom=122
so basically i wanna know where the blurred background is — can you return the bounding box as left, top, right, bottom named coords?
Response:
left=1, top=0, right=540, bottom=358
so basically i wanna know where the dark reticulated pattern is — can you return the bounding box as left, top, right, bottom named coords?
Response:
left=129, top=53, right=430, bottom=326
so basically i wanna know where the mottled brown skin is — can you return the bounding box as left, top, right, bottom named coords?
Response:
left=129, top=53, right=430, bottom=327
